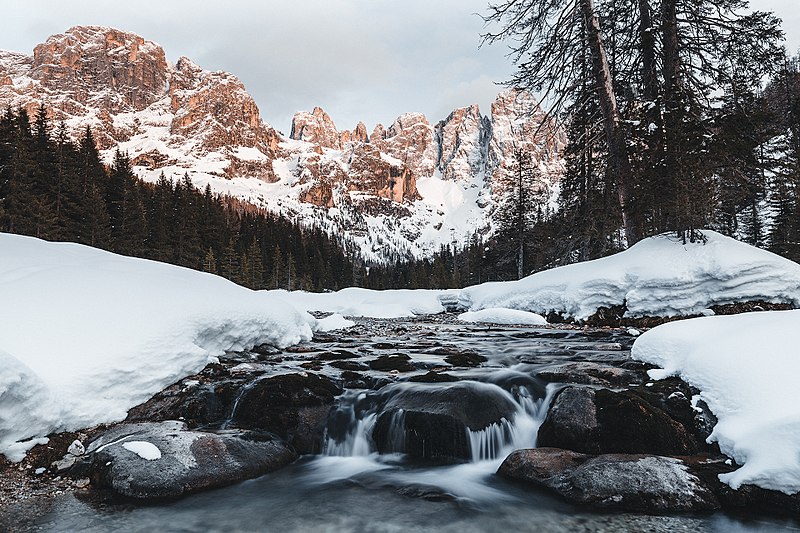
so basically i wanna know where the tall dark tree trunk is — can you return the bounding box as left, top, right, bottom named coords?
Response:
left=661, top=0, right=683, bottom=233
left=580, top=0, right=642, bottom=245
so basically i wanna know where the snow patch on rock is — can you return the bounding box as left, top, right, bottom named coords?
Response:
left=122, top=441, right=162, bottom=461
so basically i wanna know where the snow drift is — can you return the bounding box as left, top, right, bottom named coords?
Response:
left=632, top=311, right=800, bottom=495
left=0, top=234, right=313, bottom=461
left=459, top=231, right=800, bottom=320
left=268, top=287, right=451, bottom=319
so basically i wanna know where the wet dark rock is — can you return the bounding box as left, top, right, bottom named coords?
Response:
left=284, top=345, right=317, bottom=353
left=329, top=360, right=370, bottom=372
left=584, top=304, right=627, bottom=326
left=126, top=379, right=242, bottom=428
left=317, top=349, right=360, bottom=360
left=685, top=457, right=800, bottom=516
left=250, top=344, right=280, bottom=357
left=339, top=371, right=375, bottom=389
left=372, top=381, right=517, bottom=461
left=300, top=361, right=324, bottom=371
left=499, top=448, right=719, bottom=512
left=368, top=354, right=415, bottom=372
left=537, top=386, right=699, bottom=456
left=373, top=342, right=397, bottom=350
left=629, top=378, right=716, bottom=446
left=310, top=332, right=339, bottom=343
left=407, top=371, right=459, bottom=383
left=76, top=421, right=295, bottom=500
left=396, top=484, right=457, bottom=502
left=231, top=373, right=342, bottom=454
left=536, top=362, right=645, bottom=387
left=443, top=352, right=487, bottom=368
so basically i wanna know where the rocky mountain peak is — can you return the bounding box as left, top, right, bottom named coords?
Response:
left=0, top=26, right=566, bottom=262
left=290, top=106, right=341, bottom=150
left=488, top=89, right=565, bottom=184
left=369, top=124, right=387, bottom=145
left=353, top=121, right=369, bottom=143
left=0, top=25, right=280, bottom=179
left=382, top=112, right=437, bottom=179
left=31, top=26, right=168, bottom=114
left=436, top=103, right=490, bottom=182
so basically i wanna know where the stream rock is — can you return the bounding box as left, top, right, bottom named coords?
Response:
left=230, top=372, right=342, bottom=454
left=537, top=386, right=699, bottom=455
left=499, top=448, right=719, bottom=512
left=75, top=421, right=296, bottom=500
left=372, top=381, right=517, bottom=461
left=535, top=362, right=645, bottom=387
left=126, top=368, right=242, bottom=428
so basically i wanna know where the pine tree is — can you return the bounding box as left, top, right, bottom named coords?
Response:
left=220, top=237, right=241, bottom=282
left=202, top=247, right=218, bottom=274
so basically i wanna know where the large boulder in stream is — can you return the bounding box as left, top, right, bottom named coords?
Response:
left=230, top=372, right=342, bottom=454
left=75, top=421, right=296, bottom=500
left=127, top=372, right=342, bottom=455
left=537, top=386, right=700, bottom=455
left=371, top=381, right=518, bottom=461
left=499, top=448, right=719, bottom=512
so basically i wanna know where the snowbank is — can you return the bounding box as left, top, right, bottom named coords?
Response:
left=268, top=287, right=451, bottom=318
left=632, top=310, right=800, bottom=494
left=459, top=231, right=800, bottom=320
left=458, top=308, right=547, bottom=326
left=0, top=234, right=313, bottom=461
left=315, top=313, right=355, bottom=331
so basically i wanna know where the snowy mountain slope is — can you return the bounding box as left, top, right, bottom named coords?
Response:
left=0, top=233, right=313, bottom=462
left=0, top=26, right=565, bottom=263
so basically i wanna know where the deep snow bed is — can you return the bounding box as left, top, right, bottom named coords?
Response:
left=459, top=231, right=800, bottom=320
left=633, top=310, right=800, bottom=495
left=0, top=234, right=313, bottom=461
left=458, top=308, right=547, bottom=325
left=268, top=287, right=453, bottom=318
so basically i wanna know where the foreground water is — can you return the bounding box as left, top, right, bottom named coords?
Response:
left=8, top=319, right=800, bottom=532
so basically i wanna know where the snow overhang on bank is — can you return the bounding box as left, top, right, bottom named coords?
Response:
left=0, top=234, right=314, bottom=461
left=632, top=310, right=800, bottom=495
left=458, top=231, right=800, bottom=320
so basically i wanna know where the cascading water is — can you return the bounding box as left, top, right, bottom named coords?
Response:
left=323, top=379, right=558, bottom=462
left=466, top=383, right=559, bottom=461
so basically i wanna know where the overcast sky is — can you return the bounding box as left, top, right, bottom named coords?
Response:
left=3, top=1, right=799, bottom=134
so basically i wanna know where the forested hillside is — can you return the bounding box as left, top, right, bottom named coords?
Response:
left=0, top=106, right=356, bottom=291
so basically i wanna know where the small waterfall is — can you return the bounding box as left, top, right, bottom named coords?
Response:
left=466, top=384, right=551, bottom=462
left=380, top=409, right=407, bottom=454
left=221, top=378, right=263, bottom=430
left=323, top=381, right=558, bottom=463
left=324, top=390, right=378, bottom=456
left=326, top=412, right=377, bottom=456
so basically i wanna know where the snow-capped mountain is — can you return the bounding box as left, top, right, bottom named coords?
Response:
left=0, top=26, right=565, bottom=262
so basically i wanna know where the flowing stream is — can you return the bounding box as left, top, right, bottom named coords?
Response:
left=7, top=319, right=800, bottom=532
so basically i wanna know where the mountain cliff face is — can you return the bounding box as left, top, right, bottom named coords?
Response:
left=0, top=26, right=565, bottom=263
